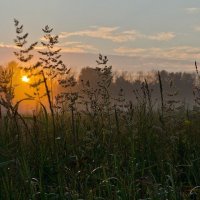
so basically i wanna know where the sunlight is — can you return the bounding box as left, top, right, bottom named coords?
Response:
left=21, top=75, right=30, bottom=83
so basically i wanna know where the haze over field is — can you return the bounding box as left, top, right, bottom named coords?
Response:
left=1, top=0, right=200, bottom=72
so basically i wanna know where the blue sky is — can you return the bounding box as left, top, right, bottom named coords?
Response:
left=1, top=0, right=200, bottom=72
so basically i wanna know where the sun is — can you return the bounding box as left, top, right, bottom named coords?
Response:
left=21, top=75, right=30, bottom=83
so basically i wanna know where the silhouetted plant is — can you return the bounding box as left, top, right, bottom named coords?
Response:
left=38, top=25, right=70, bottom=142
left=56, top=74, right=78, bottom=145
left=0, top=63, right=30, bottom=142
left=193, top=61, right=200, bottom=110
left=0, top=65, right=15, bottom=115
left=79, top=54, right=113, bottom=135
left=13, top=19, right=72, bottom=144
left=13, top=19, right=42, bottom=100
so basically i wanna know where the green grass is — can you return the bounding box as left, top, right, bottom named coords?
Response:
left=0, top=99, right=200, bottom=200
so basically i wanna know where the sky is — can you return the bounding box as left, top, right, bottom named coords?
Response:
left=1, top=0, right=200, bottom=72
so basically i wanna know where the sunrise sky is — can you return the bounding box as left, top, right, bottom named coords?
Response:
left=1, top=0, right=200, bottom=72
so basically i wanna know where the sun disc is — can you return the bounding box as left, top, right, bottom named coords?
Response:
left=22, top=75, right=30, bottom=83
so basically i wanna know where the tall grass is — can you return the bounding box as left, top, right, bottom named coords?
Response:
left=1, top=64, right=200, bottom=199
left=1, top=20, right=200, bottom=199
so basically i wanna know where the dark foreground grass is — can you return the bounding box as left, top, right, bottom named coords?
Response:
left=1, top=103, right=200, bottom=200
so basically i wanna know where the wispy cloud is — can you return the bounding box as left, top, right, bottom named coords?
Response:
left=0, top=41, right=98, bottom=54
left=27, top=42, right=98, bottom=53
left=59, top=27, right=141, bottom=42
left=58, top=42, right=98, bottom=53
left=114, top=46, right=200, bottom=61
left=59, top=27, right=175, bottom=43
left=147, top=32, right=175, bottom=41
left=186, top=7, right=200, bottom=14
left=0, top=43, right=17, bottom=49
left=61, top=45, right=97, bottom=53
left=194, top=26, right=200, bottom=32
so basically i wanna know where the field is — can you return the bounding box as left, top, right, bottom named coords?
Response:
left=1, top=20, right=200, bottom=200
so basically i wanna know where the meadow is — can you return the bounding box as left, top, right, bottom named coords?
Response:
left=1, top=20, right=200, bottom=200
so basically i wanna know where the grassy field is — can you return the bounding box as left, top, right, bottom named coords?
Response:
left=1, top=66, right=200, bottom=200
left=0, top=20, right=200, bottom=200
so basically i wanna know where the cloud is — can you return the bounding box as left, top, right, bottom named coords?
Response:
left=59, top=27, right=175, bottom=43
left=59, top=42, right=98, bottom=53
left=34, top=41, right=98, bottom=53
left=194, top=26, right=200, bottom=32
left=0, top=43, right=18, bottom=49
left=147, top=32, right=175, bottom=41
left=0, top=43, right=197, bottom=73
left=59, top=27, right=141, bottom=42
left=114, top=46, right=200, bottom=61
left=186, top=7, right=200, bottom=14
left=61, top=45, right=97, bottom=53
left=0, top=40, right=97, bottom=54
